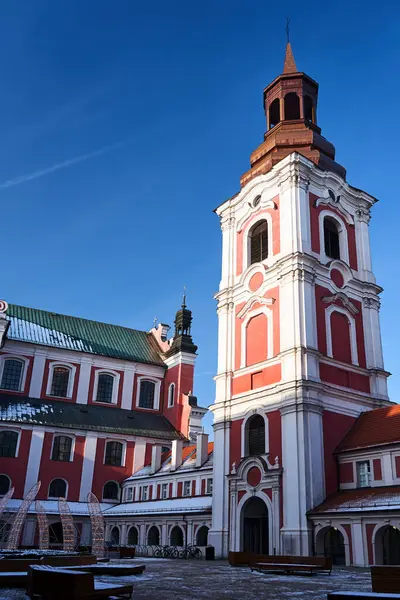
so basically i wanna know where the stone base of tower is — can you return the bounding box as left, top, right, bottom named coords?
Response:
left=208, top=528, right=229, bottom=559
left=281, top=527, right=312, bottom=557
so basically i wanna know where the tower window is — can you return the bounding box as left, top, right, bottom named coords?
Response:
left=1, top=359, right=24, bottom=391
left=168, top=383, right=175, bottom=408
left=269, top=98, right=280, bottom=129
left=304, top=95, right=314, bottom=122
left=96, top=373, right=115, bottom=404
left=324, top=217, right=340, bottom=259
left=50, top=366, right=71, bottom=398
left=248, top=415, right=265, bottom=456
left=250, top=221, right=268, bottom=265
left=284, top=92, right=300, bottom=120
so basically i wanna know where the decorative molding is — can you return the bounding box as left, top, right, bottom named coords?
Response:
left=315, top=197, right=354, bottom=226
left=322, top=292, right=359, bottom=315
left=236, top=296, right=275, bottom=320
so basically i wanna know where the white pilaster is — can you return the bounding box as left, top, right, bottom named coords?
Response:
left=121, top=365, right=135, bottom=410
left=133, top=440, right=146, bottom=474
left=352, top=521, right=365, bottom=566
left=79, top=435, right=98, bottom=501
left=76, top=358, right=92, bottom=405
left=209, top=421, right=230, bottom=557
left=29, top=350, right=47, bottom=398
left=24, top=429, right=45, bottom=495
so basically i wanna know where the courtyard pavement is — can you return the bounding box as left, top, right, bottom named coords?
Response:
left=3, top=557, right=372, bottom=600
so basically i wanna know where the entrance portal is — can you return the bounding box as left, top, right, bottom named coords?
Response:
left=324, top=528, right=346, bottom=566
left=382, top=527, right=400, bottom=565
left=242, top=496, right=269, bottom=554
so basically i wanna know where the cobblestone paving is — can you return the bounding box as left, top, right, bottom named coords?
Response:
left=2, top=558, right=372, bottom=600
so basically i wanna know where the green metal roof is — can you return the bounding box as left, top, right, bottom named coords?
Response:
left=0, top=394, right=184, bottom=440
left=6, top=304, right=164, bottom=366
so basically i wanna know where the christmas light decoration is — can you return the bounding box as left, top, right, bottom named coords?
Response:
left=7, top=482, right=41, bottom=550
left=0, top=487, right=14, bottom=519
left=58, top=498, right=74, bottom=552
left=35, top=501, right=49, bottom=550
left=87, top=492, right=105, bottom=558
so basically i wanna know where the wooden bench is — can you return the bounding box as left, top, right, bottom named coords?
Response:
left=0, top=571, right=28, bottom=587
left=119, top=547, right=136, bottom=559
left=66, top=563, right=145, bottom=576
left=371, top=567, right=400, bottom=594
left=250, top=555, right=332, bottom=576
left=328, top=593, right=400, bottom=599
left=27, top=565, right=133, bottom=600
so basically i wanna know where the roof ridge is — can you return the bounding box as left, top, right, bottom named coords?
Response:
left=7, top=303, right=149, bottom=335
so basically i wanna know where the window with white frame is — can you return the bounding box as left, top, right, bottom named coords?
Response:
left=0, top=430, right=19, bottom=458
left=104, top=441, right=124, bottom=466
left=95, top=373, right=115, bottom=404
left=249, top=220, right=269, bottom=265
left=103, top=481, right=119, bottom=501
left=0, top=358, right=25, bottom=391
left=126, top=487, right=133, bottom=502
left=136, top=377, right=161, bottom=410
left=324, top=216, right=341, bottom=260
left=51, top=435, right=73, bottom=462
left=168, top=383, right=175, bottom=408
left=48, top=364, right=73, bottom=398
left=356, top=461, right=371, bottom=488
left=142, top=485, right=148, bottom=501
left=48, top=478, right=67, bottom=499
left=206, top=478, right=213, bottom=494
left=161, top=483, right=168, bottom=499
left=183, top=480, right=191, bottom=496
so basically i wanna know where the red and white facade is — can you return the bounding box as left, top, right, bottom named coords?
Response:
left=209, top=44, right=391, bottom=561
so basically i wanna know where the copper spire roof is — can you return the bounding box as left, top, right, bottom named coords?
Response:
left=283, top=42, right=297, bottom=74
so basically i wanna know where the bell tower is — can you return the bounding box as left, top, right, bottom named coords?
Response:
left=209, top=44, right=390, bottom=558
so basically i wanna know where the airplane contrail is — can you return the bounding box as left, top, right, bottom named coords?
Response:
left=0, top=139, right=126, bottom=190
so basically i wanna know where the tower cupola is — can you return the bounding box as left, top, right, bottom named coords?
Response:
left=166, top=294, right=198, bottom=356
left=240, top=43, right=346, bottom=188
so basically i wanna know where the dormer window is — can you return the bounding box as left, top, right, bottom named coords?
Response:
left=249, top=221, right=268, bottom=265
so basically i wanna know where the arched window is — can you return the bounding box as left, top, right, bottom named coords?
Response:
left=248, top=415, right=265, bottom=456
left=196, top=526, right=209, bottom=546
left=0, top=474, right=11, bottom=496
left=284, top=92, right=300, bottom=120
left=49, top=522, right=63, bottom=545
left=324, top=528, right=346, bottom=565
left=138, top=380, right=156, bottom=409
left=331, top=311, right=352, bottom=364
left=304, top=95, right=314, bottom=122
left=51, top=436, right=73, bottom=462
left=127, top=526, right=138, bottom=545
left=168, top=383, right=175, bottom=408
left=269, top=98, right=280, bottom=129
left=0, top=431, right=18, bottom=458
left=96, top=373, right=115, bottom=404
left=249, top=221, right=268, bottom=265
left=103, top=481, right=119, bottom=501
left=1, top=358, right=24, bottom=391
left=104, top=441, right=123, bottom=466
left=48, top=479, right=67, bottom=499
left=50, top=366, right=71, bottom=398
left=110, top=526, right=120, bottom=546
left=324, top=217, right=340, bottom=260
left=170, top=525, right=184, bottom=547
left=147, top=525, right=160, bottom=546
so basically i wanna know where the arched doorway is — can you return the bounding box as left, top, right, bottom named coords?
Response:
left=127, top=526, right=138, bottom=546
left=170, top=525, right=184, bottom=547
left=196, top=526, right=209, bottom=546
left=49, top=522, right=63, bottom=545
left=242, top=496, right=269, bottom=554
left=324, top=528, right=346, bottom=565
left=382, top=526, right=400, bottom=565
left=147, top=526, right=160, bottom=546
left=110, top=526, right=120, bottom=546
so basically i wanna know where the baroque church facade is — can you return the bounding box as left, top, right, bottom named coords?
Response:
left=0, top=44, right=400, bottom=567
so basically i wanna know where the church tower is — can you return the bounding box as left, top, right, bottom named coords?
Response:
left=209, top=44, right=390, bottom=558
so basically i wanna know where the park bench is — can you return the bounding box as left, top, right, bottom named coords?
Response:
left=27, top=565, right=133, bottom=600
left=250, top=555, right=332, bottom=576
left=328, top=593, right=400, bottom=599
left=119, top=547, right=136, bottom=559
left=371, top=567, right=400, bottom=594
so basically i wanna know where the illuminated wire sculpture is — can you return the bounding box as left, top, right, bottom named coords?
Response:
left=58, top=498, right=75, bottom=552
left=0, top=487, right=14, bottom=519
left=87, top=492, right=105, bottom=558
left=7, top=481, right=41, bottom=550
left=35, top=501, right=49, bottom=550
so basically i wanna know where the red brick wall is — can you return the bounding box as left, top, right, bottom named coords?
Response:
left=338, top=462, right=354, bottom=484
left=323, top=411, right=357, bottom=495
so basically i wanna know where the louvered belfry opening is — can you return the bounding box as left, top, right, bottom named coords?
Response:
left=248, top=415, right=265, bottom=456
left=324, top=217, right=340, bottom=259
left=250, top=221, right=268, bottom=265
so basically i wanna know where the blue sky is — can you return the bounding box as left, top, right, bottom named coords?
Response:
left=1, top=1, right=399, bottom=435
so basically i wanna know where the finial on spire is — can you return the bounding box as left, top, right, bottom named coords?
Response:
left=182, top=285, right=187, bottom=308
